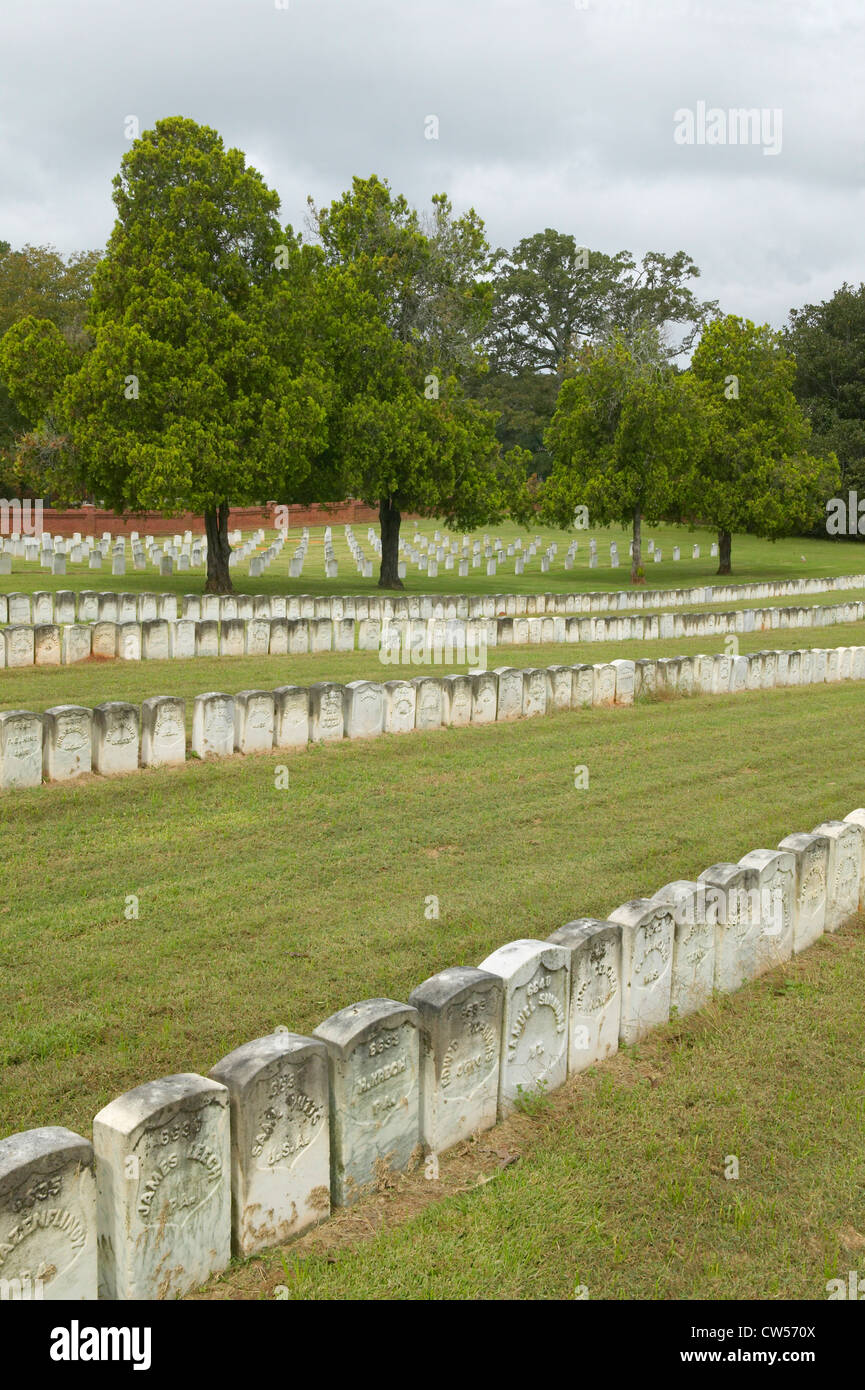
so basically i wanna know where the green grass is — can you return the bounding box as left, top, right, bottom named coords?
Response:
left=4, top=519, right=865, bottom=599
left=3, top=621, right=865, bottom=720
left=2, top=680, right=864, bottom=1155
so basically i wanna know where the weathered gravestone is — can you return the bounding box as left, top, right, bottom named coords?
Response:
left=42, top=706, right=92, bottom=781
left=191, top=693, right=235, bottom=759
left=777, top=831, right=828, bottom=952
left=492, top=667, right=523, bottom=721
left=343, top=681, right=385, bottom=739
left=313, top=999, right=420, bottom=1206
left=413, top=677, right=443, bottom=730
left=93, top=1073, right=231, bottom=1300
left=812, top=820, right=863, bottom=929
left=697, top=862, right=760, bottom=990
left=234, top=690, right=275, bottom=754
left=168, top=619, right=196, bottom=659
left=309, top=683, right=345, bottom=742
left=737, top=848, right=796, bottom=974
left=409, top=968, right=503, bottom=1153
left=545, top=920, right=621, bottom=1071
left=140, top=696, right=186, bottom=768
left=383, top=680, right=417, bottom=734
left=0, top=1126, right=97, bottom=1299
left=195, top=620, right=219, bottom=658
left=843, top=809, right=865, bottom=910
left=92, top=703, right=140, bottom=775
left=477, top=940, right=569, bottom=1116
left=210, top=1033, right=330, bottom=1257
left=0, top=710, right=42, bottom=790
left=441, top=674, right=474, bottom=727
left=273, top=686, right=310, bottom=749
left=649, top=881, right=716, bottom=1018
left=607, top=900, right=675, bottom=1044
left=471, top=671, right=498, bottom=724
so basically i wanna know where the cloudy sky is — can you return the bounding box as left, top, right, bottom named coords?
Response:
left=2, top=0, right=863, bottom=330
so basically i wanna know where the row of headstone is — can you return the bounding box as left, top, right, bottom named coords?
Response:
left=3, top=807, right=863, bottom=1298
left=4, top=576, right=865, bottom=629
left=4, top=645, right=865, bottom=791
left=3, top=599, right=863, bottom=671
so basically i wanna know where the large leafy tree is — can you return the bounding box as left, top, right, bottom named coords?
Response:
left=488, top=230, right=717, bottom=375
left=304, top=176, right=525, bottom=587
left=784, top=282, right=865, bottom=496
left=543, top=328, right=703, bottom=583
left=0, top=241, right=100, bottom=496
left=62, top=116, right=328, bottom=591
left=690, top=315, right=839, bottom=573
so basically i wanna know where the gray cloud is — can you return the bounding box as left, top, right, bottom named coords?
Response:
left=1, top=0, right=863, bottom=328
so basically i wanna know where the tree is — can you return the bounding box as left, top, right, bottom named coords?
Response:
left=784, top=282, right=865, bottom=497
left=488, top=230, right=718, bottom=376
left=61, top=117, right=328, bottom=591
left=543, top=328, right=704, bottom=583
left=305, top=176, right=523, bottom=587
left=690, top=315, right=839, bottom=574
left=0, top=241, right=100, bottom=494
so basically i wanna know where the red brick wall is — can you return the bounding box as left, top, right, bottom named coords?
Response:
left=36, top=500, right=392, bottom=536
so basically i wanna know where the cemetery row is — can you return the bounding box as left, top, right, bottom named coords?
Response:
left=2, top=571, right=865, bottom=629
left=1, top=602, right=863, bottom=670
left=2, top=643, right=863, bottom=790
left=1, top=808, right=862, bottom=1299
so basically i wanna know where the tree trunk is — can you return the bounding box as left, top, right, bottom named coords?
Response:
left=717, top=528, right=732, bottom=576
left=630, top=506, right=643, bottom=584
left=204, top=502, right=234, bottom=593
left=378, top=496, right=404, bottom=589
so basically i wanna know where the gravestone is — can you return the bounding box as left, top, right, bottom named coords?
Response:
left=592, top=663, right=617, bottom=707
left=168, top=619, right=196, bottom=659
left=0, top=1126, right=97, bottom=1299
left=697, top=862, right=760, bottom=990
left=650, top=881, right=716, bottom=1018
left=141, top=620, right=170, bottom=661
left=546, top=920, right=622, bottom=1072
left=383, top=680, right=417, bottom=734
left=42, top=706, right=92, bottom=781
left=471, top=671, right=498, bottom=724
left=492, top=667, right=523, bottom=721
left=234, top=690, right=275, bottom=754
left=116, top=623, right=142, bottom=661
left=272, top=686, right=310, bottom=749
left=244, top=619, right=271, bottom=657
left=611, top=658, right=636, bottom=705
left=63, top=628, right=94, bottom=664
left=194, top=620, right=218, bottom=658
left=191, top=693, right=236, bottom=759
left=812, top=820, right=863, bottom=929
left=571, top=664, right=595, bottom=708
left=522, top=668, right=550, bottom=718
left=267, top=619, right=289, bottom=656
left=778, top=828, right=828, bottom=950
left=34, top=624, right=61, bottom=667
left=4, top=626, right=34, bottom=668
left=93, top=1073, right=231, bottom=1300
left=441, top=674, right=474, bottom=727
left=607, top=900, right=675, bottom=1044
left=313, top=999, right=420, bottom=1206
left=210, top=1033, right=330, bottom=1257
left=343, top=681, right=385, bottom=739
left=140, top=696, right=186, bottom=767
left=477, top=940, right=569, bottom=1116
left=413, top=677, right=443, bottom=730
left=0, top=711, right=42, bottom=789
left=409, top=968, right=503, bottom=1153
left=77, top=592, right=99, bottom=624
left=220, top=619, right=245, bottom=658
left=287, top=620, right=311, bottom=656
left=92, top=703, right=140, bottom=775
left=738, top=848, right=796, bottom=974
left=309, top=683, right=345, bottom=742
